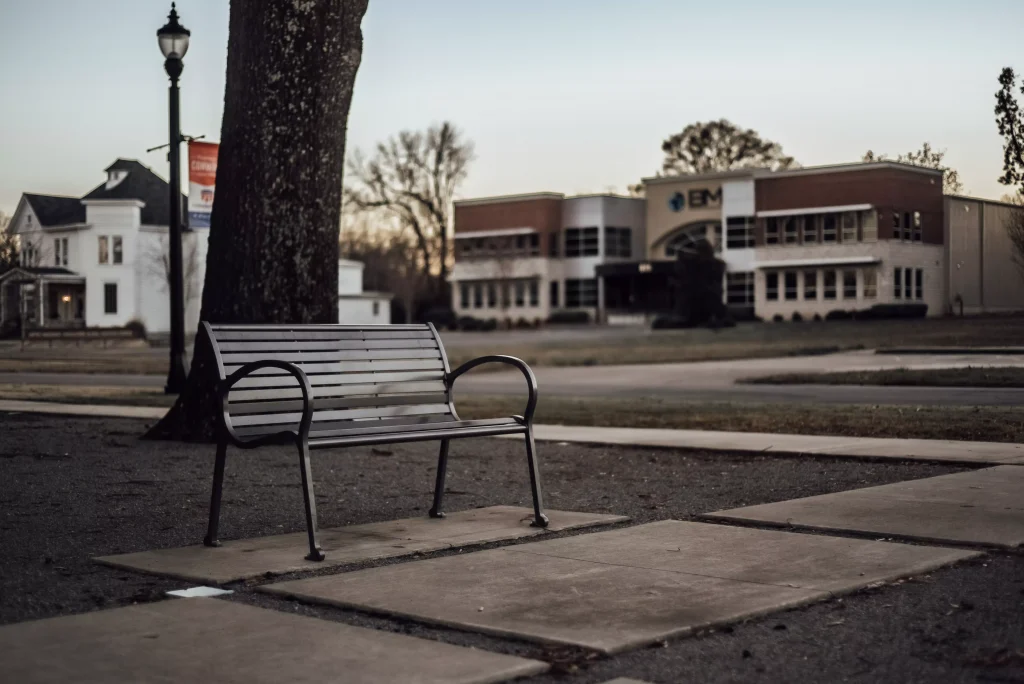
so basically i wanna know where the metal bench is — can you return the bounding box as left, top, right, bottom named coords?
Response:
left=200, top=322, right=548, bottom=561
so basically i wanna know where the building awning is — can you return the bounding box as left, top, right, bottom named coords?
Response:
left=454, top=227, right=536, bottom=239
left=756, top=203, right=873, bottom=218
left=756, top=256, right=882, bottom=270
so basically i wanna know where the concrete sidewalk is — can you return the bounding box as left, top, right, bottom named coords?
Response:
left=3, top=399, right=1022, bottom=466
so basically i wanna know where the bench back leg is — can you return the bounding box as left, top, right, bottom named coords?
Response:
left=203, top=440, right=228, bottom=547
left=428, top=439, right=451, bottom=519
left=524, top=426, right=549, bottom=528
left=296, top=439, right=326, bottom=561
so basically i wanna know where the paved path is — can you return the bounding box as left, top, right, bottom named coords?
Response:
left=0, top=399, right=166, bottom=420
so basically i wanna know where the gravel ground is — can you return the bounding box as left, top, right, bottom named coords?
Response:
left=1, top=412, right=1022, bottom=683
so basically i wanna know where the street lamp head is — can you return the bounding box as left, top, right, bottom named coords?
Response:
left=157, top=3, right=190, bottom=60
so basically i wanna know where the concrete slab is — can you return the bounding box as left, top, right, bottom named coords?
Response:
left=598, top=679, right=655, bottom=684
left=0, top=399, right=166, bottom=420
left=502, top=424, right=1024, bottom=466
left=706, top=466, right=1024, bottom=548
left=95, top=506, right=627, bottom=585
left=263, top=521, right=976, bottom=654
left=0, top=597, right=547, bottom=684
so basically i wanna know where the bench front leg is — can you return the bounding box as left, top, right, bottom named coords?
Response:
left=524, top=425, right=549, bottom=528
left=203, top=440, right=228, bottom=547
left=428, top=439, right=450, bottom=519
left=296, top=438, right=325, bottom=561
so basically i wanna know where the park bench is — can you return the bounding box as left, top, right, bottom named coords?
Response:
left=200, top=322, right=548, bottom=561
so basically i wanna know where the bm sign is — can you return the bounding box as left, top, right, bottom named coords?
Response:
left=668, top=187, right=722, bottom=212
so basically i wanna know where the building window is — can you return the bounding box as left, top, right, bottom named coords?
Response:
left=53, top=239, right=60, bottom=266
left=784, top=271, right=798, bottom=300
left=783, top=218, right=798, bottom=244
left=112, top=236, right=123, bottom=264
left=61, top=238, right=68, bottom=266
left=841, top=213, right=857, bottom=243
left=529, top=233, right=540, bottom=256
left=605, top=227, right=633, bottom=258
left=822, top=214, right=837, bottom=242
left=824, top=271, right=837, bottom=300
left=843, top=270, right=857, bottom=299
left=726, top=217, right=755, bottom=249
left=565, top=227, right=599, bottom=258
left=904, top=269, right=913, bottom=299
left=913, top=212, right=922, bottom=242
left=565, top=278, right=597, bottom=308
left=528, top=280, right=539, bottom=306
left=549, top=280, right=559, bottom=308
left=372, top=301, right=380, bottom=316
left=765, top=218, right=779, bottom=245
left=893, top=211, right=901, bottom=239
left=861, top=210, right=878, bottom=242
left=765, top=272, right=779, bottom=301
left=712, top=223, right=722, bottom=252
left=903, top=212, right=912, bottom=241
left=802, top=215, right=818, bottom=243
left=98, top=236, right=109, bottom=264
left=514, top=281, right=526, bottom=307
left=470, top=283, right=481, bottom=309
left=103, top=283, right=118, bottom=314
left=864, top=269, right=877, bottom=299
left=915, top=269, right=923, bottom=300
left=487, top=282, right=497, bottom=308
left=893, top=268, right=902, bottom=298
left=726, top=272, right=754, bottom=305
left=804, top=271, right=817, bottom=300
left=549, top=234, right=559, bottom=258
left=460, top=283, right=470, bottom=308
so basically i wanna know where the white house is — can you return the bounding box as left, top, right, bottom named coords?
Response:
left=338, top=258, right=392, bottom=324
left=1, top=159, right=208, bottom=337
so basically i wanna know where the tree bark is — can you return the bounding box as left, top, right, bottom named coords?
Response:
left=145, top=0, right=369, bottom=441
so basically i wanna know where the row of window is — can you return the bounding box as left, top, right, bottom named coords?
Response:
left=765, top=210, right=880, bottom=246
left=457, top=278, right=600, bottom=310
left=53, top=238, right=69, bottom=267
left=766, top=268, right=880, bottom=302
left=456, top=233, right=540, bottom=260
left=893, top=267, right=925, bottom=300
left=97, top=236, right=124, bottom=265
left=456, top=227, right=633, bottom=261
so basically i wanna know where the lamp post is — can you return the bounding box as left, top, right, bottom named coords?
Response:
left=157, top=3, right=190, bottom=394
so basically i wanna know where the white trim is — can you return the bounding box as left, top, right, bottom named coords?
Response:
left=454, top=192, right=563, bottom=207
left=81, top=199, right=146, bottom=209
left=454, top=227, right=537, bottom=239
left=757, top=204, right=872, bottom=218
left=765, top=161, right=943, bottom=179
left=757, top=256, right=882, bottom=269
left=338, top=292, right=393, bottom=301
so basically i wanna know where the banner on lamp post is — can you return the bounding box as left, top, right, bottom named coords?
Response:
left=187, top=141, right=218, bottom=228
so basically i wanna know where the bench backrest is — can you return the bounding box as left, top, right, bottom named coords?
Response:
left=203, top=323, right=455, bottom=440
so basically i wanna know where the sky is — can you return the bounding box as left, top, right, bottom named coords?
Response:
left=1, top=0, right=1022, bottom=216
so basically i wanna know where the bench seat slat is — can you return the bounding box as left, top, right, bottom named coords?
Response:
left=228, top=392, right=449, bottom=415
left=223, top=359, right=444, bottom=376
left=228, top=380, right=446, bottom=402
left=230, top=402, right=452, bottom=428
left=212, top=330, right=433, bottom=342
left=308, top=422, right=527, bottom=448
left=217, top=339, right=440, bottom=352
left=233, top=416, right=519, bottom=441
left=229, top=370, right=445, bottom=390
left=220, top=349, right=441, bottom=364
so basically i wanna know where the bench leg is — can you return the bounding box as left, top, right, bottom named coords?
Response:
left=296, top=439, right=325, bottom=562
left=524, top=426, right=549, bottom=528
left=203, top=440, right=228, bottom=547
left=428, top=439, right=450, bottom=519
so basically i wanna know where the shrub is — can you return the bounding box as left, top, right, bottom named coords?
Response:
left=125, top=319, right=147, bottom=339
left=825, top=309, right=853, bottom=321
left=651, top=315, right=693, bottom=329
left=514, top=317, right=533, bottom=329
left=859, top=303, right=929, bottom=320
left=772, top=314, right=784, bottom=323
left=727, top=305, right=757, bottom=322
left=480, top=318, right=498, bottom=332
left=813, top=313, right=822, bottom=322
left=791, top=312, right=803, bottom=322
left=422, top=308, right=458, bottom=331
left=457, top=316, right=483, bottom=331
left=547, top=310, right=590, bottom=325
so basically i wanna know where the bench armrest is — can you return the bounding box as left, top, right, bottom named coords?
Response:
left=217, top=360, right=314, bottom=448
left=447, top=355, right=538, bottom=424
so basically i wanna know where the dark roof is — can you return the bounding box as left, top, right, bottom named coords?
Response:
left=0, top=266, right=79, bottom=282
left=83, top=158, right=188, bottom=227
left=23, top=194, right=86, bottom=227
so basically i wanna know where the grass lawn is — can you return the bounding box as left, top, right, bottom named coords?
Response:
left=2, top=383, right=1018, bottom=443
left=744, top=366, right=1024, bottom=388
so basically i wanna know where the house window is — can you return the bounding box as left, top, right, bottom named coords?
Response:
left=903, top=212, right=912, bottom=241
left=549, top=233, right=559, bottom=257
left=822, top=214, right=837, bottom=242
left=549, top=280, right=559, bottom=308
left=913, top=212, right=922, bottom=242
left=893, top=268, right=902, bottom=298
left=487, top=282, right=497, bottom=308
left=726, top=272, right=754, bottom=305
left=915, top=269, right=923, bottom=300
left=514, top=281, right=526, bottom=307
left=61, top=238, right=68, bottom=266
left=473, top=283, right=483, bottom=309
left=372, top=301, right=380, bottom=316
left=726, top=217, right=755, bottom=249
left=112, top=236, right=123, bottom=264
left=892, top=211, right=901, bottom=239
left=784, top=271, right=798, bottom=300
left=804, top=271, right=818, bottom=300
left=765, top=218, right=779, bottom=245
left=843, top=270, right=857, bottom=299
left=841, top=213, right=858, bottom=243
left=459, top=283, right=470, bottom=309
left=98, top=236, right=109, bottom=264
left=765, top=272, right=779, bottom=301
left=783, top=218, right=798, bottom=244
left=528, top=280, right=539, bottom=306
left=54, top=239, right=61, bottom=267
left=604, top=226, right=633, bottom=258
left=864, top=269, right=877, bottom=299
left=802, top=215, right=818, bottom=243
left=103, top=283, right=118, bottom=314
left=861, top=210, right=877, bottom=242
left=565, top=227, right=599, bottom=258
left=565, top=278, right=597, bottom=307
left=528, top=233, right=540, bottom=256
left=904, top=269, right=912, bottom=299
left=824, top=271, right=837, bottom=300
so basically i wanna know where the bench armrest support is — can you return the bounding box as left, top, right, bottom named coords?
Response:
left=447, top=355, right=538, bottom=424
left=217, top=360, right=314, bottom=448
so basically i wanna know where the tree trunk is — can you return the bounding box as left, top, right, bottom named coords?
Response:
left=145, top=0, right=369, bottom=442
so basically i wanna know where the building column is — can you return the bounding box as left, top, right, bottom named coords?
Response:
left=597, top=275, right=606, bottom=325
left=37, top=279, right=45, bottom=327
